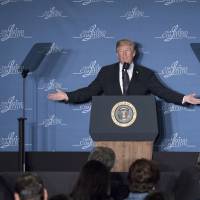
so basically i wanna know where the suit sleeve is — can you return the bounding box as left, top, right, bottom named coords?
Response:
left=148, top=73, right=184, bottom=105
left=67, top=69, right=103, bottom=104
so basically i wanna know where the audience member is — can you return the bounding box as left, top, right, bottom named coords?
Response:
left=88, top=147, right=115, bottom=170
left=88, top=147, right=129, bottom=200
left=0, top=175, right=13, bottom=200
left=14, top=173, right=48, bottom=200
left=173, top=153, right=200, bottom=200
left=70, top=160, right=112, bottom=200
left=49, top=194, right=70, bottom=200
left=144, top=192, right=165, bottom=200
left=125, top=158, right=160, bottom=200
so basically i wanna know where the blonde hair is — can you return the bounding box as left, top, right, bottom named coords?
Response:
left=116, top=39, right=135, bottom=51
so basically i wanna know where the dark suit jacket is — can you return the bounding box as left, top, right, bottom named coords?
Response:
left=68, top=63, right=184, bottom=104
left=0, top=176, right=13, bottom=200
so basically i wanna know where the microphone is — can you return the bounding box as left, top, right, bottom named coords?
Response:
left=122, top=62, right=130, bottom=70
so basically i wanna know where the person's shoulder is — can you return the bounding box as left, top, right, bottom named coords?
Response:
left=135, top=65, right=154, bottom=74
left=105, top=196, right=115, bottom=200
left=100, top=62, right=118, bottom=72
left=179, top=165, right=200, bottom=177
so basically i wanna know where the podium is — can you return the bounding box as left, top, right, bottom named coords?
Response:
left=90, top=96, right=158, bottom=172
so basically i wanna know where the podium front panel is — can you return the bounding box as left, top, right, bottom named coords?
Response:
left=90, top=96, right=158, bottom=141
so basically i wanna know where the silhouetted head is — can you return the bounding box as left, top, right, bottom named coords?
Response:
left=128, top=159, right=160, bottom=193
left=88, top=146, right=115, bottom=170
left=14, top=173, right=47, bottom=200
left=71, top=160, right=110, bottom=200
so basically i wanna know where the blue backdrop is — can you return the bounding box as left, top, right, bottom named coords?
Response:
left=0, top=0, right=200, bottom=152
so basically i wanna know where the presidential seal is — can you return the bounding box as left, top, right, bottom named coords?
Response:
left=111, top=101, right=137, bottom=127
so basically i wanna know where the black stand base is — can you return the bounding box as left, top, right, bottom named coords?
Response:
left=18, top=117, right=26, bottom=172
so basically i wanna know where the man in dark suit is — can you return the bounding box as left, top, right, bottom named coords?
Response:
left=48, top=39, right=200, bottom=105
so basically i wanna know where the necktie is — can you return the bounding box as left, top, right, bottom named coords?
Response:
left=122, top=63, right=130, bottom=95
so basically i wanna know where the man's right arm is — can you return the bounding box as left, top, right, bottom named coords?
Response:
left=48, top=68, right=103, bottom=104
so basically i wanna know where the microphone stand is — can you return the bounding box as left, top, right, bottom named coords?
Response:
left=18, top=69, right=29, bottom=172
left=17, top=42, right=52, bottom=172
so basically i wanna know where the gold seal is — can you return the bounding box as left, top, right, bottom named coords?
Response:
left=111, top=101, right=137, bottom=127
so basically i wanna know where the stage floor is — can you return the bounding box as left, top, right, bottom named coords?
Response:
left=0, top=151, right=198, bottom=172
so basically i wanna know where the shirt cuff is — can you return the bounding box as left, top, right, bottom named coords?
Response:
left=182, top=96, right=186, bottom=104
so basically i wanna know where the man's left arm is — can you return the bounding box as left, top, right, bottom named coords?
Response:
left=149, top=73, right=200, bottom=105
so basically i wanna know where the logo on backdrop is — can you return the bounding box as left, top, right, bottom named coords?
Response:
left=72, top=0, right=114, bottom=6
left=120, top=7, right=150, bottom=20
left=72, top=136, right=94, bottom=150
left=46, top=42, right=68, bottom=55
left=0, top=132, right=18, bottom=149
left=0, top=96, right=31, bottom=114
left=161, top=102, right=195, bottom=114
left=155, top=0, right=197, bottom=6
left=161, top=132, right=196, bottom=150
left=155, top=24, right=196, bottom=42
left=73, top=103, right=91, bottom=114
left=38, top=79, right=67, bottom=92
left=0, top=131, right=32, bottom=149
left=73, top=24, right=114, bottom=41
left=72, top=60, right=100, bottom=78
left=0, top=0, right=32, bottom=6
left=159, top=60, right=196, bottom=78
left=38, top=6, right=68, bottom=20
left=0, top=24, right=32, bottom=42
left=39, top=114, right=67, bottom=127
left=0, top=60, right=21, bottom=77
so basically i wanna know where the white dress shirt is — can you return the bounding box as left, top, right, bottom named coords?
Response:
left=119, top=62, right=134, bottom=94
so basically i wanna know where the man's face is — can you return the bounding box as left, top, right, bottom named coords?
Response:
left=117, top=44, right=136, bottom=64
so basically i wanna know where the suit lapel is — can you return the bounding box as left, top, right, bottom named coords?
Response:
left=127, top=65, right=140, bottom=92
left=131, top=65, right=140, bottom=82
left=113, top=63, right=122, bottom=95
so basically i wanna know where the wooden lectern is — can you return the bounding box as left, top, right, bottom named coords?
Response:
left=90, top=96, right=158, bottom=172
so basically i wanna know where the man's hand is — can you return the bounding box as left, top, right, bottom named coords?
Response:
left=183, top=93, right=200, bottom=105
left=48, top=90, right=69, bottom=101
